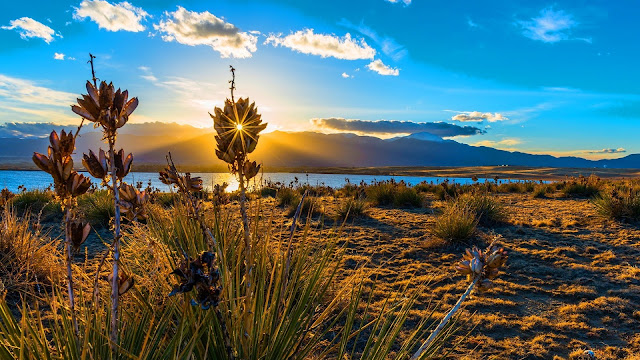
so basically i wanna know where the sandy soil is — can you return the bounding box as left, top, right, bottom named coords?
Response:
left=260, top=193, right=640, bottom=359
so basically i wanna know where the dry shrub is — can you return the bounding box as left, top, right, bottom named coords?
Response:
left=77, top=190, right=115, bottom=228
left=0, top=207, right=62, bottom=295
left=393, top=186, right=422, bottom=208
left=277, top=187, right=300, bottom=207
left=432, top=202, right=477, bottom=242
left=365, top=180, right=422, bottom=207
left=9, top=189, right=62, bottom=220
left=336, top=197, right=369, bottom=219
left=592, top=185, right=640, bottom=221
left=365, top=181, right=396, bottom=206
left=455, top=192, right=508, bottom=226
left=561, top=175, right=602, bottom=198
left=532, top=184, right=554, bottom=198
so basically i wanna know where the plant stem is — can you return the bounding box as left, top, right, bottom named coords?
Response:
left=108, top=136, right=122, bottom=348
left=237, top=163, right=250, bottom=255
left=237, top=160, right=252, bottom=351
left=63, top=204, right=79, bottom=338
left=410, top=275, right=480, bottom=360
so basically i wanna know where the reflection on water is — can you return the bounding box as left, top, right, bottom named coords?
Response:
left=0, top=170, right=541, bottom=193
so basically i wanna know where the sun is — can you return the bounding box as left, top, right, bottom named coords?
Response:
left=236, top=123, right=243, bottom=131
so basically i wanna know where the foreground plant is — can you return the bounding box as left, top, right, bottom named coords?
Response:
left=210, top=66, right=267, bottom=244
left=32, top=129, right=91, bottom=336
left=411, top=241, right=508, bottom=359
left=71, top=58, right=140, bottom=345
left=209, top=66, right=267, bottom=350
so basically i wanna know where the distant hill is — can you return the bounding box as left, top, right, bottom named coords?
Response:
left=1, top=124, right=639, bottom=169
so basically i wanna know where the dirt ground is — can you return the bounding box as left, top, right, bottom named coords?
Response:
left=260, top=193, right=640, bottom=360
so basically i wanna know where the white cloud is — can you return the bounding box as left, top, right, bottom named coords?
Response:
left=54, top=53, right=65, bottom=60
left=339, top=19, right=407, bottom=61
left=138, top=67, right=218, bottom=110
left=2, top=17, right=60, bottom=43
left=0, top=74, right=79, bottom=123
left=451, top=111, right=508, bottom=122
left=366, top=59, right=399, bottom=76
left=518, top=7, right=589, bottom=43
left=341, top=72, right=352, bottom=79
left=73, top=0, right=148, bottom=32
left=265, top=29, right=375, bottom=60
left=587, top=148, right=626, bottom=154
left=385, top=0, right=412, bottom=5
left=0, top=74, right=76, bottom=107
left=153, top=7, right=257, bottom=58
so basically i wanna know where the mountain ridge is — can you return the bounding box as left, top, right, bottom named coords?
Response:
left=0, top=128, right=637, bottom=169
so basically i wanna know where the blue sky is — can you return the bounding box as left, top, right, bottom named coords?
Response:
left=1, top=0, right=638, bottom=159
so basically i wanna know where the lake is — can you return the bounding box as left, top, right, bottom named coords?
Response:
left=0, top=170, right=534, bottom=193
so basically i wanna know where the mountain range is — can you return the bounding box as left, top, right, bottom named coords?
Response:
left=1, top=123, right=639, bottom=170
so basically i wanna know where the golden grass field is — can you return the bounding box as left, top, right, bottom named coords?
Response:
left=3, top=175, right=640, bottom=359
left=248, top=189, right=640, bottom=359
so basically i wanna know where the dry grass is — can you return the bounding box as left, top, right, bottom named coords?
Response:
left=3, top=179, right=640, bottom=359
left=0, top=207, right=63, bottom=296
left=260, top=190, right=640, bottom=359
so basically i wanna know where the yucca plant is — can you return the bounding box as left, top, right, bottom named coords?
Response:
left=32, top=128, right=91, bottom=336
left=210, top=66, right=267, bottom=244
left=70, top=55, right=141, bottom=345
left=209, top=66, right=267, bottom=350
left=411, top=241, right=508, bottom=359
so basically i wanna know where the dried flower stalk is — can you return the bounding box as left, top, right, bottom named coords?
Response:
left=411, top=241, right=508, bottom=360
left=71, top=55, right=139, bottom=345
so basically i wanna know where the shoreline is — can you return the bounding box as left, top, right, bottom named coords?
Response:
left=2, top=165, right=640, bottom=181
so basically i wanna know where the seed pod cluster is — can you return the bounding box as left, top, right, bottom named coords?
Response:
left=68, top=219, right=91, bottom=251
left=82, top=149, right=133, bottom=182
left=159, top=160, right=203, bottom=194
left=455, top=244, right=508, bottom=292
left=119, top=183, right=149, bottom=221
left=169, top=251, right=221, bottom=310
left=210, top=97, right=267, bottom=165
left=71, top=81, right=138, bottom=133
left=32, top=130, right=92, bottom=199
left=243, top=160, right=260, bottom=180
left=212, top=182, right=229, bottom=207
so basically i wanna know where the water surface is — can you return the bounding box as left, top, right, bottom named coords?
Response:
left=0, top=170, right=539, bottom=193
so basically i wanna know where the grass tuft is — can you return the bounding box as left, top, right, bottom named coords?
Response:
left=455, top=192, right=508, bottom=225
left=431, top=202, right=477, bottom=242
left=336, top=197, right=370, bottom=219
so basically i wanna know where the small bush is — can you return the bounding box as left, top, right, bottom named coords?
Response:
left=338, top=181, right=364, bottom=198
left=592, top=187, right=640, bottom=221
left=532, top=184, right=553, bottom=198
left=260, top=187, right=277, bottom=198
left=336, top=197, right=369, bottom=219
left=365, top=182, right=396, bottom=206
left=561, top=175, right=602, bottom=198
left=277, top=187, right=301, bottom=207
left=432, top=182, right=463, bottom=200
left=496, top=182, right=525, bottom=193
left=455, top=192, right=507, bottom=225
left=78, top=190, right=114, bottom=228
left=432, top=203, right=477, bottom=242
left=9, top=189, right=61, bottom=219
left=393, top=187, right=422, bottom=208
left=0, top=207, right=62, bottom=295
